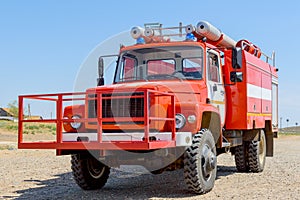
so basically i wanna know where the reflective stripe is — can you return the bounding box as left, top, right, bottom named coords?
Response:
left=211, top=100, right=225, bottom=105
left=247, top=113, right=272, bottom=117
left=247, top=83, right=271, bottom=101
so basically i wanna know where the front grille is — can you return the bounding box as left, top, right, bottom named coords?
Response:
left=88, top=93, right=144, bottom=125
left=88, top=95, right=97, bottom=119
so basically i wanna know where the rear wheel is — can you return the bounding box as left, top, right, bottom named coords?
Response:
left=248, top=130, right=266, bottom=172
left=234, top=129, right=266, bottom=173
left=234, top=143, right=249, bottom=172
left=184, top=129, right=217, bottom=194
left=71, top=154, right=110, bottom=190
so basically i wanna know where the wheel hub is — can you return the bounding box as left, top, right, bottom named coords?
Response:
left=87, top=159, right=105, bottom=179
left=202, top=144, right=217, bottom=178
left=208, top=153, right=217, bottom=170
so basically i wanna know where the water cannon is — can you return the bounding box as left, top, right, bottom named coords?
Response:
left=130, top=21, right=238, bottom=47
left=144, top=27, right=155, bottom=37
left=129, top=21, right=264, bottom=60
left=185, top=24, right=195, bottom=33
left=194, top=21, right=237, bottom=48
left=130, top=23, right=182, bottom=44
left=194, top=21, right=265, bottom=59
left=131, top=26, right=145, bottom=39
left=131, top=26, right=148, bottom=44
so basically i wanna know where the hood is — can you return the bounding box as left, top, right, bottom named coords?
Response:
left=87, top=80, right=205, bottom=94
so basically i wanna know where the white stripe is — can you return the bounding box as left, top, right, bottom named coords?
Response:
left=62, top=132, right=192, bottom=147
left=272, top=76, right=278, bottom=84
left=247, top=83, right=271, bottom=101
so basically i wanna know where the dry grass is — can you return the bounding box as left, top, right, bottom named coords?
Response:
left=0, top=144, right=16, bottom=150
left=279, top=126, right=300, bottom=135
left=0, top=120, right=56, bottom=134
left=0, top=120, right=57, bottom=143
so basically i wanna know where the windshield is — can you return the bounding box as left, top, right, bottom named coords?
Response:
left=114, top=46, right=203, bottom=83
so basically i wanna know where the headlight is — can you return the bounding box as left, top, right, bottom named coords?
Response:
left=187, top=115, right=196, bottom=124
left=70, top=115, right=82, bottom=129
left=175, top=114, right=186, bottom=129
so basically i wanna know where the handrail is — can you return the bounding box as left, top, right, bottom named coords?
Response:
left=144, top=22, right=187, bottom=38
left=241, top=40, right=276, bottom=67
left=18, top=90, right=176, bottom=150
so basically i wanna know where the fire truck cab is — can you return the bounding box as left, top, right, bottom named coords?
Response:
left=18, top=21, right=278, bottom=194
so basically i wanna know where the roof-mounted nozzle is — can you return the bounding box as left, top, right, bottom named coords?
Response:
left=130, top=26, right=146, bottom=44
left=195, top=21, right=236, bottom=48
left=144, top=27, right=155, bottom=37
left=184, top=25, right=196, bottom=41
left=131, top=22, right=195, bottom=44
left=131, top=26, right=145, bottom=39
left=185, top=24, right=195, bottom=34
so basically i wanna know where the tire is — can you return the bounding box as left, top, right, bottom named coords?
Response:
left=247, top=130, right=266, bottom=172
left=184, top=129, right=217, bottom=194
left=71, top=154, right=110, bottom=190
left=234, top=143, right=249, bottom=172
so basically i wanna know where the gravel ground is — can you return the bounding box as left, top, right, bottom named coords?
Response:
left=0, top=135, right=300, bottom=200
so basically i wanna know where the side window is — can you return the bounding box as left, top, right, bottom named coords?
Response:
left=208, top=53, right=220, bottom=82
left=119, top=56, right=136, bottom=81
left=182, top=58, right=202, bottom=79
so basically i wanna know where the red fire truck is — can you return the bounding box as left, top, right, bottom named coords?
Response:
left=18, top=21, right=278, bottom=194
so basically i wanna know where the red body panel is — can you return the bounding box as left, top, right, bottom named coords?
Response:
left=224, top=50, right=277, bottom=130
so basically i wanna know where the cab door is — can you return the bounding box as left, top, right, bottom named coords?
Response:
left=206, top=50, right=226, bottom=125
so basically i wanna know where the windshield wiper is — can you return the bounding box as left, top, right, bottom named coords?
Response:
left=145, top=73, right=184, bottom=81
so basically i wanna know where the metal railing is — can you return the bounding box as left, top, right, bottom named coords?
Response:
left=18, top=89, right=176, bottom=150
left=241, top=40, right=276, bottom=67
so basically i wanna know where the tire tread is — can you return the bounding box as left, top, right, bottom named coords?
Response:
left=184, top=129, right=216, bottom=194
left=71, top=154, right=110, bottom=190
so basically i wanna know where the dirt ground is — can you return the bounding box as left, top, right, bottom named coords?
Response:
left=0, top=133, right=300, bottom=200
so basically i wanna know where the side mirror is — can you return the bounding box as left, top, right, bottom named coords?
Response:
left=97, top=57, right=104, bottom=86
left=230, top=71, right=243, bottom=82
left=232, top=48, right=242, bottom=69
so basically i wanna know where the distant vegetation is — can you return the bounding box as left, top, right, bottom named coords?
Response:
left=0, top=121, right=56, bottom=135
left=7, top=100, right=18, bottom=117
left=0, top=144, right=15, bottom=150
left=279, top=126, right=300, bottom=135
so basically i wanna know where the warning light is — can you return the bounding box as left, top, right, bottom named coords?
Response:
left=186, top=33, right=195, bottom=41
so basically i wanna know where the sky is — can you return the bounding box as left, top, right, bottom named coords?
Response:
left=0, top=0, right=299, bottom=128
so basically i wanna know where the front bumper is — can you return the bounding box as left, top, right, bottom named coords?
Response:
left=63, top=132, right=192, bottom=147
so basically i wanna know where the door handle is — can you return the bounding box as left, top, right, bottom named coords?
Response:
left=213, top=84, right=217, bottom=92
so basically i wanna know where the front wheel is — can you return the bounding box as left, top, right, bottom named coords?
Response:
left=184, top=129, right=217, bottom=194
left=71, top=154, right=110, bottom=190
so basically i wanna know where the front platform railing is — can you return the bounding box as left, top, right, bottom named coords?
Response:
left=18, top=89, right=176, bottom=150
